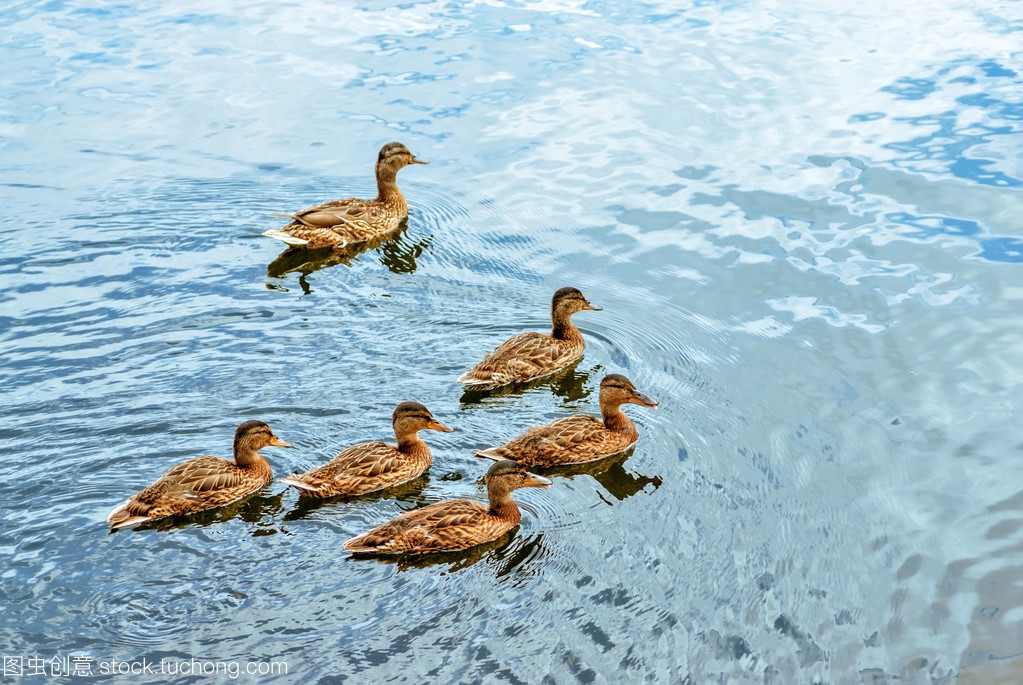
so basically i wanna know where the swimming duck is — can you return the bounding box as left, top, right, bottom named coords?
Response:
left=475, top=374, right=657, bottom=467
left=457, top=287, right=601, bottom=390
left=342, top=460, right=551, bottom=555
left=263, top=142, right=427, bottom=250
left=107, top=420, right=290, bottom=529
left=279, top=402, right=452, bottom=498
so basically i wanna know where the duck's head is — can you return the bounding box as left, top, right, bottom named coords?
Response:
left=378, top=142, right=428, bottom=170
left=600, top=374, right=658, bottom=408
left=233, top=420, right=291, bottom=453
left=485, top=459, right=552, bottom=496
left=392, top=401, right=453, bottom=434
left=551, top=286, right=601, bottom=317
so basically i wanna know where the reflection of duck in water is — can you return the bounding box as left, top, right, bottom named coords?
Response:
left=282, top=474, right=430, bottom=523
left=264, top=142, right=427, bottom=250
left=592, top=458, right=663, bottom=502
left=457, top=287, right=601, bottom=390
left=266, top=222, right=433, bottom=280
left=343, top=460, right=551, bottom=556
left=107, top=421, right=291, bottom=530
left=544, top=449, right=663, bottom=503
left=459, top=363, right=595, bottom=407
left=279, top=402, right=452, bottom=499
left=476, top=374, right=657, bottom=467
left=387, top=529, right=548, bottom=574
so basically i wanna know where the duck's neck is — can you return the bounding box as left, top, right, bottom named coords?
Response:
left=396, top=430, right=430, bottom=460
left=551, top=310, right=583, bottom=343
left=600, top=399, right=638, bottom=439
left=233, top=445, right=268, bottom=469
left=374, top=164, right=407, bottom=210
left=486, top=489, right=522, bottom=522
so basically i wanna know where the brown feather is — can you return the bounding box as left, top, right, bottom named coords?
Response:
left=458, top=287, right=598, bottom=390
left=458, top=332, right=584, bottom=389
left=343, top=460, right=550, bottom=556
left=265, top=142, right=424, bottom=249
left=281, top=441, right=430, bottom=498
left=475, top=374, right=656, bottom=467
left=478, top=415, right=634, bottom=467
left=107, top=420, right=287, bottom=529
left=108, top=456, right=273, bottom=527
left=280, top=401, right=448, bottom=499
left=342, top=499, right=508, bottom=555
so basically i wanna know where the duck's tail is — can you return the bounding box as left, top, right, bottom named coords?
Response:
left=456, top=371, right=498, bottom=388
left=107, top=500, right=151, bottom=530
left=262, top=229, right=309, bottom=247
left=342, top=533, right=388, bottom=555
left=473, top=446, right=508, bottom=462
left=278, top=476, right=320, bottom=492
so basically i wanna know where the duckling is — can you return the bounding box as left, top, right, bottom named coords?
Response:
left=264, top=142, right=427, bottom=250
left=107, top=420, right=290, bottom=529
left=279, top=402, right=452, bottom=498
left=343, top=460, right=551, bottom=555
left=475, top=374, right=657, bottom=467
left=457, top=287, right=601, bottom=390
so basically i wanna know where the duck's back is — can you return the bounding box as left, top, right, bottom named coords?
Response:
left=480, top=414, right=635, bottom=467
left=282, top=441, right=428, bottom=498
left=272, top=199, right=404, bottom=248
left=343, top=498, right=514, bottom=554
left=108, top=455, right=271, bottom=528
left=459, top=331, right=583, bottom=388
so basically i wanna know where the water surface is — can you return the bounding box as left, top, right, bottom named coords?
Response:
left=2, top=1, right=1023, bottom=683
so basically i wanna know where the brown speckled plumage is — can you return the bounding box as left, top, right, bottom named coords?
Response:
left=264, top=142, right=427, bottom=250
left=279, top=402, right=452, bottom=499
left=342, top=460, right=551, bottom=555
left=107, top=420, right=290, bottom=530
left=475, top=374, right=658, bottom=467
left=457, top=287, right=600, bottom=390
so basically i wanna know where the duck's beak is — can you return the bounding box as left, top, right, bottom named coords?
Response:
left=427, top=418, right=454, bottom=433
left=410, top=156, right=429, bottom=165
left=269, top=436, right=292, bottom=448
left=523, top=472, right=552, bottom=488
left=630, top=390, right=658, bottom=408
left=583, top=301, right=602, bottom=311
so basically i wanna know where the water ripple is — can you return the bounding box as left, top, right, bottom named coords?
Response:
left=3, top=0, right=1023, bottom=682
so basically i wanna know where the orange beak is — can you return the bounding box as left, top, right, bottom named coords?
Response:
left=582, top=301, right=602, bottom=311
left=269, top=436, right=292, bottom=448
left=427, top=419, right=454, bottom=433
left=410, top=156, right=429, bottom=165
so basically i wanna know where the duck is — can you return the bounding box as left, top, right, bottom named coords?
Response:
left=342, top=460, right=551, bottom=555
left=263, top=142, right=427, bottom=250
left=457, top=287, right=601, bottom=390
left=107, top=420, right=290, bottom=529
left=475, top=374, right=657, bottom=467
left=279, top=402, right=452, bottom=498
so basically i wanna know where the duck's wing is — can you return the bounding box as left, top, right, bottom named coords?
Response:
left=476, top=415, right=610, bottom=467
left=342, top=499, right=498, bottom=554
left=265, top=200, right=401, bottom=248
left=156, top=456, right=255, bottom=492
left=280, top=442, right=419, bottom=496
left=285, top=199, right=369, bottom=228
left=458, top=332, right=579, bottom=388
left=107, top=456, right=259, bottom=528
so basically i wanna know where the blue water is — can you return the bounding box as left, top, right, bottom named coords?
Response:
left=2, top=1, right=1023, bottom=683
